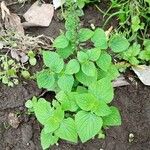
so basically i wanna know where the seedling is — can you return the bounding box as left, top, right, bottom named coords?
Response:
left=0, top=53, right=34, bottom=87
left=114, top=38, right=150, bottom=67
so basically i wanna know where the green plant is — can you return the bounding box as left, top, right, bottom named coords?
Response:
left=28, top=50, right=37, bottom=66
left=0, top=29, right=40, bottom=86
left=0, top=55, right=20, bottom=86
left=0, top=52, right=36, bottom=87
left=26, top=1, right=122, bottom=149
left=138, top=39, right=150, bottom=61
left=113, top=38, right=150, bottom=67
left=99, top=0, right=150, bottom=41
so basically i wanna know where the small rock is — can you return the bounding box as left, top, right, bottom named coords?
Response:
left=26, top=140, right=36, bottom=150
left=129, top=133, right=134, bottom=143
left=23, top=2, right=54, bottom=27
left=8, top=113, right=20, bottom=128
left=53, top=0, right=65, bottom=9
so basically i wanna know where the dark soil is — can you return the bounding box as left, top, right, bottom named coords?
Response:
left=1, top=82, right=150, bottom=150
left=0, top=0, right=150, bottom=150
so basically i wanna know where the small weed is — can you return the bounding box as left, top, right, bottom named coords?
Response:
left=102, top=0, right=150, bottom=41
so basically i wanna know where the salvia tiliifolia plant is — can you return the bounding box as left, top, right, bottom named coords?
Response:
left=25, top=0, right=125, bottom=149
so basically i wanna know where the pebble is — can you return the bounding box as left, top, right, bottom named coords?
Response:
left=8, top=113, right=20, bottom=128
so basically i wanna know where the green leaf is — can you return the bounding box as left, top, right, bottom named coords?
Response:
left=43, top=51, right=64, bottom=73
left=68, top=92, right=79, bottom=111
left=21, top=70, right=30, bottom=79
left=65, top=59, right=80, bottom=74
left=44, top=118, right=60, bottom=134
left=139, top=50, right=150, bottom=61
left=128, top=57, right=139, bottom=65
left=77, top=51, right=89, bottom=63
left=88, top=78, right=114, bottom=103
left=76, top=86, right=87, bottom=93
left=93, top=101, right=111, bottom=117
left=75, top=93, right=98, bottom=111
left=107, top=64, right=120, bottom=80
left=56, top=91, right=70, bottom=111
left=56, top=91, right=78, bottom=112
left=131, top=16, right=141, bottom=32
left=122, top=43, right=141, bottom=59
left=36, top=70, right=55, bottom=90
left=98, top=130, right=105, bottom=139
left=103, top=106, right=121, bottom=126
left=91, top=28, right=108, bottom=49
left=55, top=118, right=78, bottom=143
left=33, top=98, right=52, bottom=125
left=28, top=50, right=35, bottom=58
left=96, top=52, right=112, bottom=71
left=109, top=35, right=129, bottom=52
left=98, top=64, right=120, bottom=81
left=2, top=76, right=9, bottom=84
left=75, top=70, right=97, bottom=86
left=78, top=28, right=94, bottom=42
left=97, top=65, right=119, bottom=81
left=144, top=39, right=150, bottom=49
left=86, top=48, right=101, bottom=61
left=97, top=68, right=108, bottom=80
left=75, top=93, right=111, bottom=117
left=121, top=43, right=141, bottom=65
left=44, top=107, right=64, bottom=133
left=58, top=74, right=74, bottom=92
left=53, top=34, right=69, bottom=48
left=77, top=0, right=86, bottom=8
left=145, top=0, right=150, bottom=4
left=41, top=129, right=58, bottom=150
left=29, top=58, right=37, bottom=66
left=56, top=44, right=74, bottom=59
left=25, top=100, right=33, bottom=109
left=82, top=61, right=96, bottom=76
left=75, top=111, right=103, bottom=142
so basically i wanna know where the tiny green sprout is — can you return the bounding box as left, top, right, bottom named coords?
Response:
left=25, top=100, right=33, bottom=109
left=28, top=50, right=37, bottom=66
left=98, top=130, right=106, bottom=139
left=21, top=70, right=30, bottom=79
left=0, top=54, right=33, bottom=86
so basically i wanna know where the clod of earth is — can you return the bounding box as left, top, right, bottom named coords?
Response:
left=8, top=112, right=20, bottom=128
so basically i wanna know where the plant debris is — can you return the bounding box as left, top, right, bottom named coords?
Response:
left=0, top=29, right=52, bottom=62
left=113, top=76, right=130, bottom=87
left=1, top=1, right=24, bottom=35
left=132, top=65, right=150, bottom=86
